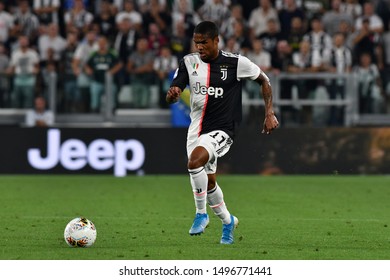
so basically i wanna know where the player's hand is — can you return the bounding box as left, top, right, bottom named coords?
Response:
left=166, top=86, right=182, bottom=104
left=262, top=112, right=279, bottom=135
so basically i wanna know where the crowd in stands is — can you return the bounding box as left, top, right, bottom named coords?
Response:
left=0, top=0, right=390, bottom=126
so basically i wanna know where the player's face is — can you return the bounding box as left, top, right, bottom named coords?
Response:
left=193, top=33, right=219, bottom=62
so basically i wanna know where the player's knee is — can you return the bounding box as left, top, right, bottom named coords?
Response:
left=187, top=158, right=204, bottom=170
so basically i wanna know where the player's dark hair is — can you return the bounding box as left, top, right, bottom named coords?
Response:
left=194, top=21, right=219, bottom=39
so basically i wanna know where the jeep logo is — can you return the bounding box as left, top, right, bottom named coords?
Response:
left=27, top=129, right=145, bottom=177
left=193, top=82, right=224, bottom=98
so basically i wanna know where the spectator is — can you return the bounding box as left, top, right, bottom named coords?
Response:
left=301, top=0, right=329, bottom=21
left=113, top=18, right=140, bottom=89
left=171, top=0, right=197, bottom=39
left=72, top=29, right=99, bottom=112
left=303, top=17, right=332, bottom=56
left=351, top=17, right=383, bottom=66
left=224, top=36, right=240, bottom=54
left=287, top=16, right=306, bottom=54
left=197, top=0, right=230, bottom=29
left=11, top=0, right=40, bottom=45
left=38, top=23, right=67, bottom=67
left=33, top=0, right=60, bottom=25
left=85, top=36, right=123, bottom=113
left=93, top=0, right=116, bottom=41
left=278, top=0, right=305, bottom=38
left=340, top=0, right=362, bottom=20
left=142, top=0, right=172, bottom=35
left=354, top=52, right=384, bottom=114
left=114, top=18, right=139, bottom=65
left=272, top=40, right=295, bottom=125
left=288, top=40, right=322, bottom=74
left=375, top=0, right=390, bottom=33
left=64, top=0, right=94, bottom=37
left=229, top=20, right=251, bottom=55
left=171, top=0, right=194, bottom=15
left=259, top=18, right=285, bottom=61
left=272, top=39, right=292, bottom=73
left=25, top=95, right=54, bottom=127
left=170, top=20, right=192, bottom=60
left=153, top=45, right=178, bottom=108
left=147, top=22, right=168, bottom=56
left=287, top=40, right=322, bottom=124
left=60, top=32, right=79, bottom=112
left=248, top=39, right=272, bottom=73
left=355, top=2, right=383, bottom=34
left=0, top=43, right=10, bottom=107
left=115, top=0, right=143, bottom=32
left=322, top=0, right=353, bottom=37
left=323, top=32, right=353, bottom=125
left=337, top=20, right=354, bottom=50
left=221, top=4, right=248, bottom=40
left=0, top=2, right=14, bottom=48
left=249, top=0, right=280, bottom=39
left=7, top=36, right=40, bottom=108
left=136, top=0, right=167, bottom=14
left=127, top=37, right=155, bottom=108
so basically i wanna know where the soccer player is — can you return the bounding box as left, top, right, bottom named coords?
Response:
left=166, top=21, right=279, bottom=244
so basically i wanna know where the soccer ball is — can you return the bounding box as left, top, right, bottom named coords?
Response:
left=64, top=217, right=97, bottom=248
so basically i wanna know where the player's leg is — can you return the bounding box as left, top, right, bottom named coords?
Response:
left=207, top=174, right=239, bottom=244
left=187, top=146, right=210, bottom=235
left=206, top=174, right=231, bottom=224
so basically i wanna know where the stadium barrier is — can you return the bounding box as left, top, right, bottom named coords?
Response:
left=1, top=127, right=390, bottom=176
left=1, top=72, right=390, bottom=126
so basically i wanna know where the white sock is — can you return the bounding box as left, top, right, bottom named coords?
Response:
left=188, top=167, right=208, bottom=214
left=207, top=183, right=231, bottom=224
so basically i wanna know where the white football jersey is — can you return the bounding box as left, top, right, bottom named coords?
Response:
left=171, top=50, right=261, bottom=141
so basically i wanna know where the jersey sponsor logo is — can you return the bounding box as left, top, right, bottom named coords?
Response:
left=220, top=68, right=227, bottom=80
left=193, top=82, right=224, bottom=98
left=192, top=71, right=198, bottom=76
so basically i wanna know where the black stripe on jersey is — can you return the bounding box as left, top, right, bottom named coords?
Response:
left=199, top=51, right=242, bottom=139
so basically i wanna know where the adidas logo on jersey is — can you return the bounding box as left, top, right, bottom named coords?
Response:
left=192, top=71, right=198, bottom=76
left=193, top=82, right=224, bottom=98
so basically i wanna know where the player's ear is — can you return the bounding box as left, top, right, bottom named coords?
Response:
left=214, top=35, right=219, bottom=45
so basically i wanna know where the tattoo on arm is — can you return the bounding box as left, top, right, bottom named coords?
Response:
left=255, top=72, right=274, bottom=115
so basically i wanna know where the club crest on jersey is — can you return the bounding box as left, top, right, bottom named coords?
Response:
left=193, top=82, right=224, bottom=98
left=220, top=68, right=228, bottom=80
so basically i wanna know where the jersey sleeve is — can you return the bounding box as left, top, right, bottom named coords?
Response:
left=170, top=58, right=189, bottom=91
left=237, top=55, right=261, bottom=81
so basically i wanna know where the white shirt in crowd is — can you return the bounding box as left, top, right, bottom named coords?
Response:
left=0, top=9, right=14, bottom=43
left=25, top=109, right=54, bottom=127
left=10, top=48, right=40, bottom=75
left=38, top=34, right=67, bottom=61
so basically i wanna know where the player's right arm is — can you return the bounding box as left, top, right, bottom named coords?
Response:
left=166, top=86, right=182, bottom=104
left=166, top=58, right=189, bottom=104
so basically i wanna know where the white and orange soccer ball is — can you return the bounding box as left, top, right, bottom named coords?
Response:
left=64, top=217, right=97, bottom=248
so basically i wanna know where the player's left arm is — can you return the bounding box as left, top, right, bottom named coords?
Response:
left=237, top=55, right=279, bottom=134
left=254, top=72, right=279, bottom=134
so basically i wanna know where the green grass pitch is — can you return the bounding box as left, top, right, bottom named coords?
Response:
left=0, top=175, right=390, bottom=260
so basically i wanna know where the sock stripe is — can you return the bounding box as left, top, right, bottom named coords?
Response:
left=207, top=186, right=217, bottom=194
left=209, top=201, right=224, bottom=208
left=188, top=167, right=205, bottom=175
left=194, top=190, right=206, bottom=196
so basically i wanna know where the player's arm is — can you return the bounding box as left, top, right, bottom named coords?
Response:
left=254, top=71, right=279, bottom=134
left=166, top=86, right=182, bottom=104
left=166, top=58, right=189, bottom=104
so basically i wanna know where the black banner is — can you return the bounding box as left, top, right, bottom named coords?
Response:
left=1, top=127, right=390, bottom=175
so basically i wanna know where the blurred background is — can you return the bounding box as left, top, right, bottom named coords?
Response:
left=1, top=0, right=390, bottom=175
